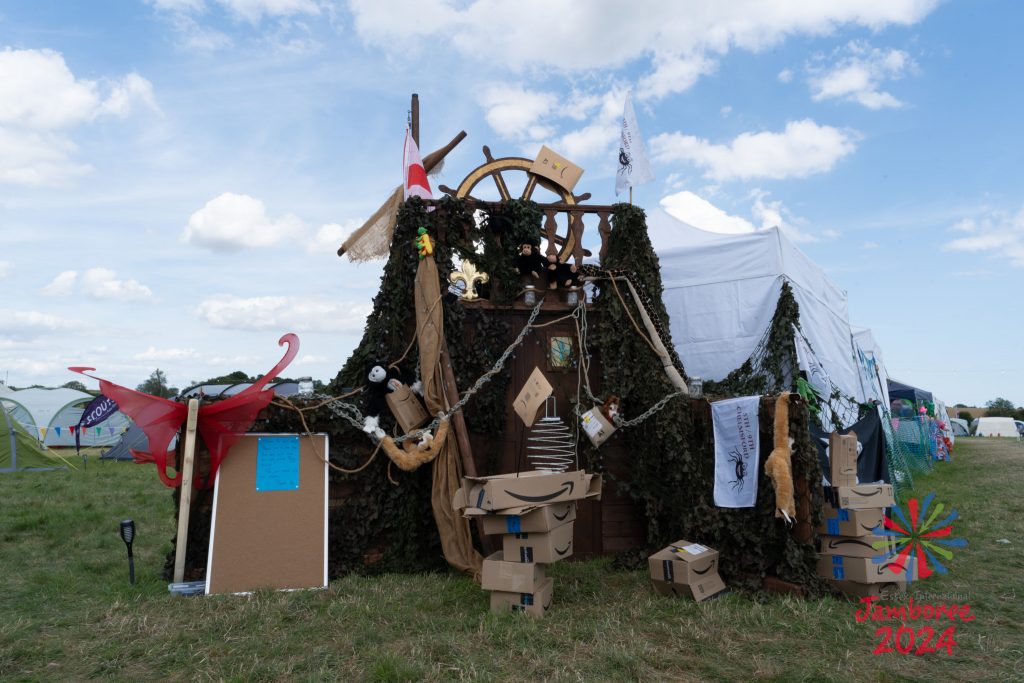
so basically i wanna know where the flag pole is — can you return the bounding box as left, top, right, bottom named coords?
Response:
left=411, top=93, right=419, bottom=146
left=629, top=186, right=633, bottom=206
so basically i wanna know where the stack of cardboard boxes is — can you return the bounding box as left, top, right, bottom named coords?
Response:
left=453, top=470, right=602, bottom=617
left=648, top=540, right=727, bottom=602
left=817, top=433, right=907, bottom=598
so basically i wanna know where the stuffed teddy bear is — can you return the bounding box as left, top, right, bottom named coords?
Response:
left=517, top=241, right=546, bottom=280
left=763, top=392, right=796, bottom=523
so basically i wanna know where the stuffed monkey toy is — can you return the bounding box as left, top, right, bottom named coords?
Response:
left=517, top=242, right=546, bottom=280
left=764, top=392, right=797, bottom=523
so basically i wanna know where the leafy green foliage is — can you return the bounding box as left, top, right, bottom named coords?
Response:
left=984, top=397, right=1016, bottom=417
left=589, top=204, right=824, bottom=592
left=136, top=369, right=178, bottom=398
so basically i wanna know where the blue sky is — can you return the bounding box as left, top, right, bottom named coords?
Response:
left=1, top=0, right=1022, bottom=407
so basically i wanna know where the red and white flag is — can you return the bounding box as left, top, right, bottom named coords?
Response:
left=403, top=129, right=433, bottom=201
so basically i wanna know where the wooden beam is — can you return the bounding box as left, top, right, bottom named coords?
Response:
left=172, top=399, right=200, bottom=583
left=411, top=93, right=419, bottom=146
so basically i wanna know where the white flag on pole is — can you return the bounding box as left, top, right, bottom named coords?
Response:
left=615, top=90, right=654, bottom=196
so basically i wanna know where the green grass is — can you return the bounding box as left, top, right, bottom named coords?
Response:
left=1, top=440, right=1022, bottom=681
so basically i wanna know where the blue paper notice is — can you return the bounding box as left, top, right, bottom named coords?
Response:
left=256, top=436, right=300, bottom=492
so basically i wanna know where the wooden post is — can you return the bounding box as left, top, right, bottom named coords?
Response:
left=411, top=93, right=420, bottom=146
left=439, top=343, right=476, bottom=478
left=172, top=399, right=200, bottom=584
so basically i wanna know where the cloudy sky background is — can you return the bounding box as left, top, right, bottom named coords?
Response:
left=1, top=0, right=1022, bottom=406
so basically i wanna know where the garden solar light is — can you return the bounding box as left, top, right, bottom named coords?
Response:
left=120, top=519, right=136, bottom=585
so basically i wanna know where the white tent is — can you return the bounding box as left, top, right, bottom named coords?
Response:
left=851, top=326, right=891, bottom=409
left=0, top=386, right=129, bottom=448
left=651, top=220, right=867, bottom=429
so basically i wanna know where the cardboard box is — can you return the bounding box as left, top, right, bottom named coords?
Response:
left=502, top=520, right=574, bottom=564
left=825, top=484, right=894, bottom=510
left=819, top=534, right=894, bottom=558
left=471, top=502, right=577, bottom=536
left=829, top=432, right=858, bottom=487
left=833, top=580, right=907, bottom=600
left=529, top=146, right=584, bottom=192
left=648, top=540, right=727, bottom=602
left=580, top=408, right=616, bottom=447
left=453, top=470, right=602, bottom=512
left=818, top=504, right=885, bottom=537
left=513, top=367, right=553, bottom=428
left=817, top=553, right=909, bottom=583
left=481, top=551, right=546, bottom=593
left=489, top=577, right=554, bottom=617
left=385, top=385, right=429, bottom=433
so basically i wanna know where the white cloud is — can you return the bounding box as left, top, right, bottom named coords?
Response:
left=0, top=309, right=78, bottom=338
left=478, top=85, right=557, bottom=140
left=660, top=191, right=755, bottom=234
left=133, top=346, right=199, bottom=361
left=863, top=241, right=880, bottom=249
left=41, top=270, right=78, bottom=296
left=81, top=268, right=154, bottom=302
left=0, top=48, right=156, bottom=186
left=651, top=119, right=857, bottom=181
left=307, top=221, right=360, bottom=254
left=0, top=261, right=11, bottom=279
left=183, top=192, right=306, bottom=251
left=750, top=189, right=817, bottom=243
left=296, top=353, right=329, bottom=365
left=778, top=68, right=794, bottom=83
left=350, top=1, right=938, bottom=99
left=40, top=268, right=153, bottom=301
left=807, top=41, right=915, bottom=109
left=218, top=0, right=322, bottom=23
left=943, top=207, right=1024, bottom=267
left=196, top=294, right=372, bottom=333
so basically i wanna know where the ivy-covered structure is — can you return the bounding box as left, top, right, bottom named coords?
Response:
left=171, top=151, right=829, bottom=594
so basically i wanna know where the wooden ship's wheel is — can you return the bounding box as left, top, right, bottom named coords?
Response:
left=439, top=146, right=593, bottom=262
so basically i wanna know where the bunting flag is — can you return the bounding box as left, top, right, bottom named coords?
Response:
left=615, top=90, right=654, bottom=196
left=39, top=427, right=47, bottom=441
left=108, top=426, right=116, bottom=436
left=403, top=129, right=433, bottom=201
left=54, top=426, right=62, bottom=437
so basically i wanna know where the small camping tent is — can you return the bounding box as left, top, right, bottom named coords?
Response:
left=0, top=386, right=129, bottom=448
left=887, top=379, right=932, bottom=404
left=975, top=417, right=1019, bottom=437
left=2, top=406, right=69, bottom=472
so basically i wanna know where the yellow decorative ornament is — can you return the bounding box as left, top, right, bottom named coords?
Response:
left=449, top=260, right=489, bottom=301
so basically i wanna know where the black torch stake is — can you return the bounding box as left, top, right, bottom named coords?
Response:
left=120, top=519, right=136, bottom=585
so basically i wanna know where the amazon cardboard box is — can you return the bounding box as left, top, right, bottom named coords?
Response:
left=817, top=553, right=908, bottom=584
left=648, top=540, right=726, bottom=602
left=829, top=432, right=858, bottom=487
left=833, top=579, right=907, bottom=600
left=453, top=470, right=602, bottom=512
left=489, top=577, right=554, bottom=618
left=818, top=504, right=885, bottom=537
left=825, top=483, right=894, bottom=510
left=481, top=551, right=546, bottom=593
left=502, top=520, right=574, bottom=564
left=471, top=502, right=577, bottom=536
left=819, top=533, right=895, bottom=558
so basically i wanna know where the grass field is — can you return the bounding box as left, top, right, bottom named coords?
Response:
left=1, top=439, right=1022, bottom=682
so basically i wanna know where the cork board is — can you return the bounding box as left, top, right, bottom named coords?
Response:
left=205, top=433, right=328, bottom=594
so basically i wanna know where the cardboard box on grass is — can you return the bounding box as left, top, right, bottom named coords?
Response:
left=490, top=577, right=554, bottom=618
left=502, top=520, right=574, bottom=564
left=648, top=540, right=726, bottom=602
left=819, top=533, right=894, bottom=558
left=829, top=432, right=858, bottom=487
left=818, top=504, right=885, bottom=537
left=825, top=483, right=894, bottom=510
left=817, top=553, right=909, bottom=583
left=481, top=551, right=546, bottom=593
left=833, top=580, right=907, bottom=600
left=470, top=501, right=577, bottom=536
left=452, top=470, right=602, bottom=513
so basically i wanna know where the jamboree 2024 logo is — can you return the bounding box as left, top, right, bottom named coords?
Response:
left=860, top=493, right=969, bottom=656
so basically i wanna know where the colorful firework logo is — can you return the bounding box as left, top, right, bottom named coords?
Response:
left=875, top=493, right=967, bottom=581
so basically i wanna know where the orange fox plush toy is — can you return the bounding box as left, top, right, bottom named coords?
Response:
left=764, top=393, right=796, bottom=523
